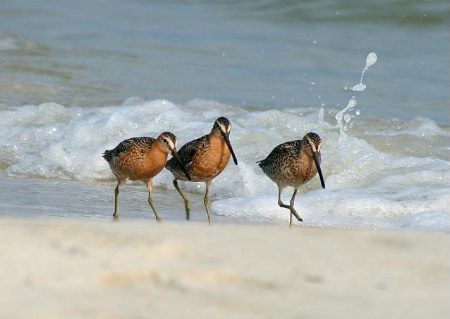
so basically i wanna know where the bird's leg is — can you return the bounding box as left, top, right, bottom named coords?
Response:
left=277, top=187, right=291, bottom=210
left=113, top=182, right=120, bottom=220
left=204, top=180, right=212, bottom=225
left=146, top=180, right=161, bottom=222
left=289, top=188, right=303, bottom=226
left=173, top=179, right=190, bottom=220
left=277, top=188, right=292, bottom=226
left=278, top=187, right=302, bottom=227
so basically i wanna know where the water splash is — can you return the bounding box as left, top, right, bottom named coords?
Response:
left=318, top=106, right=325, bottom=127
left=335, top=98, right=357, bottom=145
left=336, top=52, right=377, bottom=146
left=352, top=52, right=377, bottom=91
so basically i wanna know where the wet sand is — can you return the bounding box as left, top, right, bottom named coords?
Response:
left=0, top=218, right=449, bottom=319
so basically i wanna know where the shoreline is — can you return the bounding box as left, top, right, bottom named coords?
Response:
left=1, top=217, right=449, bottom=319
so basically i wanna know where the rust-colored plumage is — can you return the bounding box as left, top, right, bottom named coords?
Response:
left=103, top=132, right=190, bottom=221
left=165, top=117, right=238, bottom=224
left=258, top=132, right=325, bottom=226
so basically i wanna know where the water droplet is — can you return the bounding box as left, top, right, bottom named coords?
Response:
left=365, top=52, right=377, bottom=68
left=348, top=99, right=357, bottom=108
left=352, top=83, right=366, bottom=91
left=352, top=52, right=377, bottom=91
left=336, top=53, right=376, bottom=147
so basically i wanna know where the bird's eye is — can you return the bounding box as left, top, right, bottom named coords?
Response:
left=163, top=137, right=175, bottom=150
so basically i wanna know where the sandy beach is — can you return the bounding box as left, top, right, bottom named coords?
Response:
left=0, top=218, right=448, bottom=319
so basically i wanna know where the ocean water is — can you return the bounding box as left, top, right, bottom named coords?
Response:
left=1, top=0, right=449, bottom=231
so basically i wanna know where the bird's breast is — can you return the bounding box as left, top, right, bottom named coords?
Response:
left=113, top=146, right=168, bottom=181
left=188, top=136, right=231, bottom=181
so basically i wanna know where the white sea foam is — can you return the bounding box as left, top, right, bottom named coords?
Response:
left=0, top=99, right=449, bottom=231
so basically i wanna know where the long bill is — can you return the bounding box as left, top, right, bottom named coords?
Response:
left=313, top=151, right=325, bottom=189
left=224, top=133, right=238, bottom=165
left=171, top=149, right=192, bottom=181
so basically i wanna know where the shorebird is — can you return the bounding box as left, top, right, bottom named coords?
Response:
left=257, top=132, right=325, bottom=226
left=103, top=132, right=191, bottom=221
left=165, top=117, right=238, bottom=224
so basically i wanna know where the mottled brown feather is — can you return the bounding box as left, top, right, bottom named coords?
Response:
left=258, top=138, right=319, bottom=189
left=104, top=136, right=170, bottom=182
left=257, top=132, right=324, bottom=225
left=166, top=121, right=232, bottom=182
left=164, top=117, right=237, bottom=224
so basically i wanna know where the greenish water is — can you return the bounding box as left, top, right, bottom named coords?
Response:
left=0, top=0, right=449, bottom=231
left=1, top=0, right=448, bottom=124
